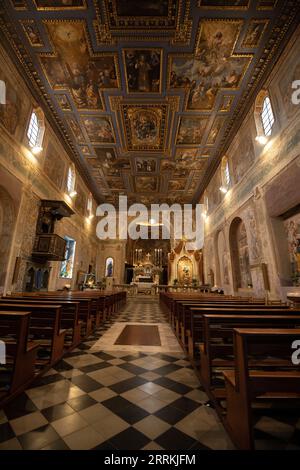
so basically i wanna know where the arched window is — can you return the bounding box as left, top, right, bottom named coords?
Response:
left=261, top=96, right=275, bottom=136
left=27, top=107, right=45, bottom=151
left=67, top=164, right=76, bottom=196
left=105, top=257, right=114, bottom=277
left=254, top=90, right=275, bottom=143
left=0, top=80, right=6, bottom=105
left=221, top=156, right=231, bottom=189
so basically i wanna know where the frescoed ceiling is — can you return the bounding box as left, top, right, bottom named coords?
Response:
left=0, top=0, right=299, bottom=205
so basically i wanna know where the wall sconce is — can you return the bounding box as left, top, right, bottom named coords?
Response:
left=219, top=186, right=228, bottom=194
left=69, top=190, right=77, bottom=198
left=255, top=135, right=268, bottom=145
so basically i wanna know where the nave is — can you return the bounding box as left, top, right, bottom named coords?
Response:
left=1, top=297, right=299, bottom=451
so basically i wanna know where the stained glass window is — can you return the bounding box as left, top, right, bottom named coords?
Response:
left=60, top=236, right=76, bottom=279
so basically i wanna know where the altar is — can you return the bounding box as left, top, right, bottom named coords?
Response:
left=135, top=276, right=154, bottom=294
left=132, top=254, right=162, bottom=294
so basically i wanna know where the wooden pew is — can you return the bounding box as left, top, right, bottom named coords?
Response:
left=1, top=298, right=81, bottom=348
left=7, top=295, right=94, bottom=337
left=200, top=313, right=300, bottom=392
left=0, top=311, right=39, bottom=399
left=223, top=328, right=300, bottom=450
left=0, top=303, right=66, bottom=366
left=187, top=306, right=297, bottom=359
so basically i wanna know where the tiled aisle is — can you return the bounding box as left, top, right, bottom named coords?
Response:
left=0, top=297, right=233, bottom=450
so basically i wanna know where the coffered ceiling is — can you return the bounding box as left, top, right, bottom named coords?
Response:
left=1, top=0, right=299, bottom=205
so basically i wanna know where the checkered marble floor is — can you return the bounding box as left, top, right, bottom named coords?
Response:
left=0, top=297, right=298, bottom=450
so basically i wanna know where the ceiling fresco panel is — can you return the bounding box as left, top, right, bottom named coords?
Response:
left=1, top=0, right=299, bottom=204
left=176, top=116, right=208, bottom=146
left=123, top=48, right=162, bottom=94
left=81, top=115, right=115, bottom=144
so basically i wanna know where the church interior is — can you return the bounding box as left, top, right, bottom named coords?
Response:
left=0, top=0, right=300, bottom=454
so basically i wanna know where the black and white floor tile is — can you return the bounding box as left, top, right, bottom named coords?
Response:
left=0, top=297, right=299, bottom=450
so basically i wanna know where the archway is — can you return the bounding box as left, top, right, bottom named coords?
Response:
left=229, top=217, right=252, bottom=291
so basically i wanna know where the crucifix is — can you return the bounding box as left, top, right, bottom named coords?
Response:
left=146, top=252, right=151, bottom=262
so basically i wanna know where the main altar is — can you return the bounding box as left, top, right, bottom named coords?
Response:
left=132, top=252, right=163, bottom=294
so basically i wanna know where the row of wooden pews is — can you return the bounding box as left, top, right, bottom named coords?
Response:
left=160, top=291, right=300, bottom=449
left=0, top=290, right=126, bottom=406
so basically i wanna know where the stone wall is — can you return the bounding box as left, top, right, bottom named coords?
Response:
left=202, top=26, right=300, bottom=300
left=0, top=44, right=103, bottom=293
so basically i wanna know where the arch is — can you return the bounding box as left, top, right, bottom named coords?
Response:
left=229, top=217, right=252, bottom=290
left=0, top=186, right=16, bottom=291
left=217, top=230, right=229, bottom=287
left=105, top=257, right=114, bottom=277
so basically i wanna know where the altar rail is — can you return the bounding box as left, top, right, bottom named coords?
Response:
left=113, top=284, right=211, bottom=296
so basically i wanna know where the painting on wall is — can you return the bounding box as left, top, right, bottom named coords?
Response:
left=241, top=19, right=268, bottom=48
left=44, top=142, right=66, bottom=189
left=231, top=132, right=255, bottom=183
left=169, top=20, right=251, bottom=110
left=278, top=52, right=300, bottom=119
left=0, top=72, right=21, bottom=135
left=41, top=21, right=118, bottom=109
left=284, top=213, right=300, bottom=286
left=123, top=105, right=166, bottom=151
left=60, top=236, right=76, bottom=279
left=75, top=184, right=87, bottom=215
left=123, top=49, right=162, bottom=93
left=81, top=116, right=115, bottom=143
left=176, top=117, right=208, bottom=145
left=21, top=20, right=44, bottom=46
